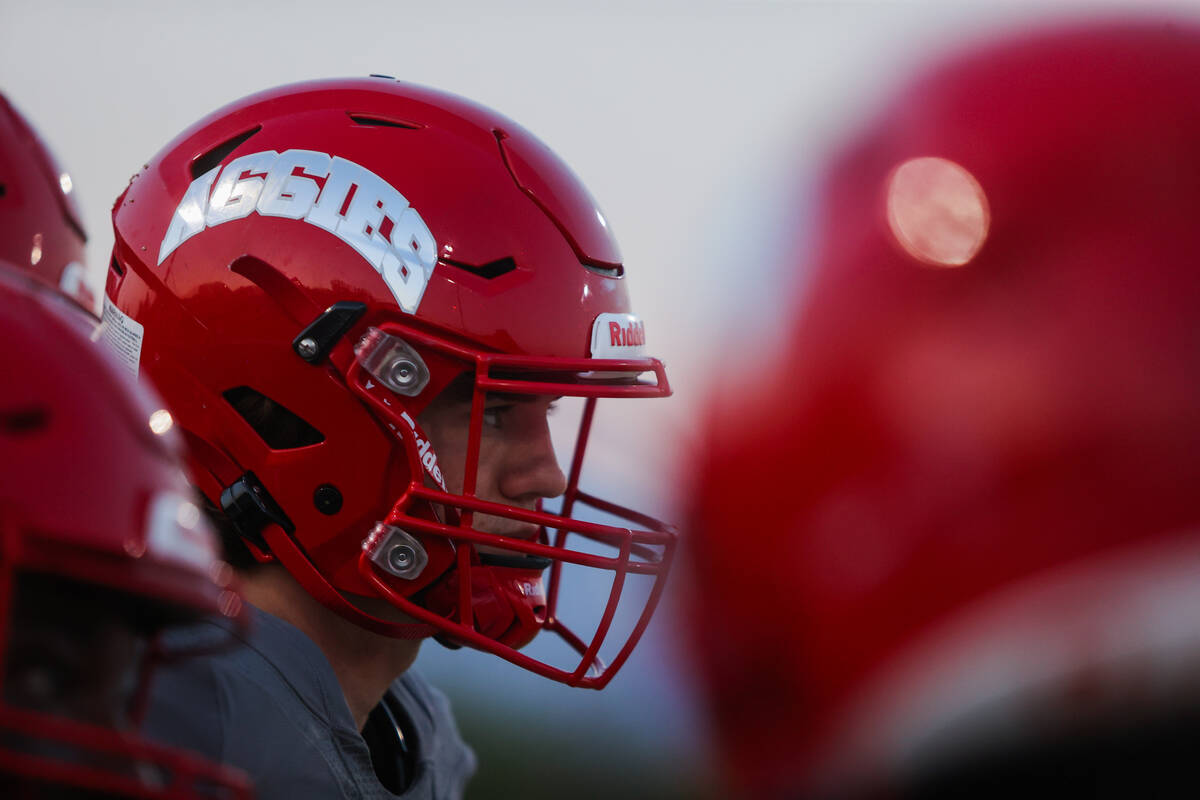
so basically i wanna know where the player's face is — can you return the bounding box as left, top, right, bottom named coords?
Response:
left=418, top=378, right=567, bottom=540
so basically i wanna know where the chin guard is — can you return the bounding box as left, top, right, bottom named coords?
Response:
left=421, top=558, right=550, bottom=651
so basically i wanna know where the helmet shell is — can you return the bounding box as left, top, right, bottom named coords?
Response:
left=683, top=18, right=1200, bottom=797
left=0, top=94, right=90, bottom=309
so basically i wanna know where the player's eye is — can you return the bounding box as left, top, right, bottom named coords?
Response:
left=482, top=406, right=510, bottom=429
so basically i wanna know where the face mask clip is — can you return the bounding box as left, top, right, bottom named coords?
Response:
left=355, top=328, right=430, bottom=397
left=364, top=523, right=429, bottom=580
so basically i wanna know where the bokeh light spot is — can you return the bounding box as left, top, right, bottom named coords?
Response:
left=176, top=500, right=201, bottom=529
left=148, top=408, right=174, bottom=435
left=886, top=157, right=989, bottom=268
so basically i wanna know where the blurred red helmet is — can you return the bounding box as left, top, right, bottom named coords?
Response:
left=0, top=264, right=249, bottom=797
left=683, top=18, right=1200, bottom=798
left=104, top=78, right=674, bottom=688
left=0, top=93, right=92, bottom=310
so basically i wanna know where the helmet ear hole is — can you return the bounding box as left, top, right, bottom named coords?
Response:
left=222, top=386, right=324, bottom=449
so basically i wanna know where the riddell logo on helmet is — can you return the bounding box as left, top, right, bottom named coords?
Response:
left=609, top=319, right=645, bottom=348
left=590, top=312, right=647, bottom=359
left=157, top=149, right=438, bottom=314
left=400, top=411, right=447, bottom=491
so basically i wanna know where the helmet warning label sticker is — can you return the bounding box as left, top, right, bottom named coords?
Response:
left=156, top=149, right=438, bottom=315
left=590, top=312, right=647, bottom=359
left=101, top=294, right=145, bottom=378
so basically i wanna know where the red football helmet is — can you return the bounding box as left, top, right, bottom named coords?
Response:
left=0, top=93, right=93, bottom=310
left=682, top=18, right=1200, bottom=799
left=105, top=78, right=674, bottom=688
left=0, top=265, right=250, bottom=797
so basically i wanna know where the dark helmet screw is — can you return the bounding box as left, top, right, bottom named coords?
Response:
left=313, top=484, right=343, bottom=515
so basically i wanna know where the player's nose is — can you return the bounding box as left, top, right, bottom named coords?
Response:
left=499, top=417, right=568, bottom=502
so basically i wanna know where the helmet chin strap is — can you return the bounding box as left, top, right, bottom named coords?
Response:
left=477, top=552, right=553, bottom=570
left=259, top=523, right=438, bottom=640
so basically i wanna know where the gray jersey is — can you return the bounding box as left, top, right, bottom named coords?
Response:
left=144, top=605, right=476, bottom=799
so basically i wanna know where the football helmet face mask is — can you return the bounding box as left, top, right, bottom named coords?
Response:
left=0, top=265, right=249, bottom=798
left=0, top=93, right=92, bottom=310
left=681, top=18, right=1200, bottom=799
left=106, top=78, right=674, bottom=688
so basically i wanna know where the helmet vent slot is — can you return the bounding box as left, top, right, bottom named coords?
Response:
left=348, top=113, right=421, bottom=130
left=0, top=406, right=48, bottom=436
left=109, top=255, right=125, bottom=277
left=582, top=262, right=623, bottom=278
left=222, top=386, right=324, bottom=449
left=190, top=126, right=262, bottom=180
left=441, top=256, right=517, bottom=280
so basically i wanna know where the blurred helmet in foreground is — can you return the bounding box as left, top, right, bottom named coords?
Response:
left=0, top=93, right=92, bottom=310
left=0, top=265, right=249, bottom=797
left=682, top=18, right=1200, bottom=799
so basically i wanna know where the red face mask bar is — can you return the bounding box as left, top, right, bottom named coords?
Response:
left=348, top=321, right=677, bottom=688
left=0, top=708, right=252, bottom=799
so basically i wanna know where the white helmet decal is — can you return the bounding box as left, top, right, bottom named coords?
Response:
left=158, top=149, right=438, bottom=314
